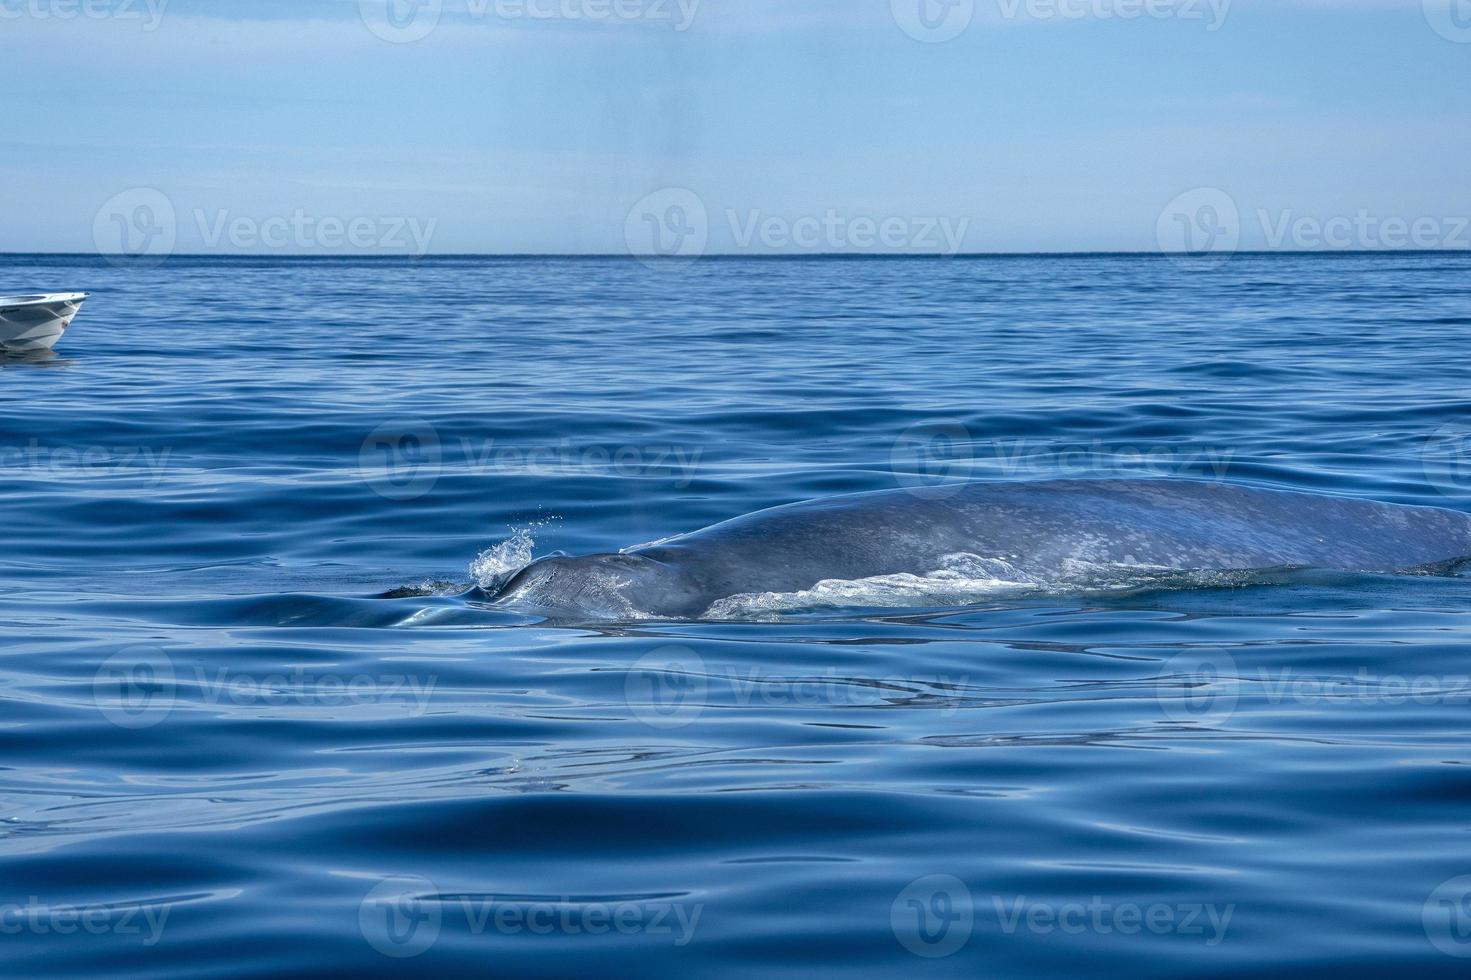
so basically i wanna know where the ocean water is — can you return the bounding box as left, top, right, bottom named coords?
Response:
left=4, top=252, right=1471, bottom=977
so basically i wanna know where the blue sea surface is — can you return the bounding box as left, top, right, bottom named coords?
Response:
left=3, top=252, right=1471, bottom=977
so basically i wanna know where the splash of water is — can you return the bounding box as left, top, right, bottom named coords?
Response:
left=469, top=527, right=539, bottom=591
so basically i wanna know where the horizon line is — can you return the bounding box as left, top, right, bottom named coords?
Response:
left=4, top=249, right=1471, bottom=260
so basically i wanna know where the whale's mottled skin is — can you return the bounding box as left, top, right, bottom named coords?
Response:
left=490, top=480, right=1471, bottom=618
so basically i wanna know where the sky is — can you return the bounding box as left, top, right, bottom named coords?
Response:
left=3, top=0, right=1470, bottom=255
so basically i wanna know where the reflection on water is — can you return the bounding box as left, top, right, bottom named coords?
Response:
left=0, top=348, right=72, bottom=369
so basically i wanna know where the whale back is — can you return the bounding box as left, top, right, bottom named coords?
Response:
left=634, top=479, right=1471, bottom=581
left=494, top=480, right=1471, bottom=619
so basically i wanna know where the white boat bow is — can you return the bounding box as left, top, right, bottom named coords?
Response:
left=0, top=292, right=88, bottom=352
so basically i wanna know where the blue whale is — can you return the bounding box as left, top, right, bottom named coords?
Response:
left=488, top=479, right=1471, bottom=619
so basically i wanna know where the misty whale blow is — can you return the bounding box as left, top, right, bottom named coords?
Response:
left=487, top=479, right=1471, bottom=619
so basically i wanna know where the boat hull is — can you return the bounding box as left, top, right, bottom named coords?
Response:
left=0, top=293, right=88, bottom=352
